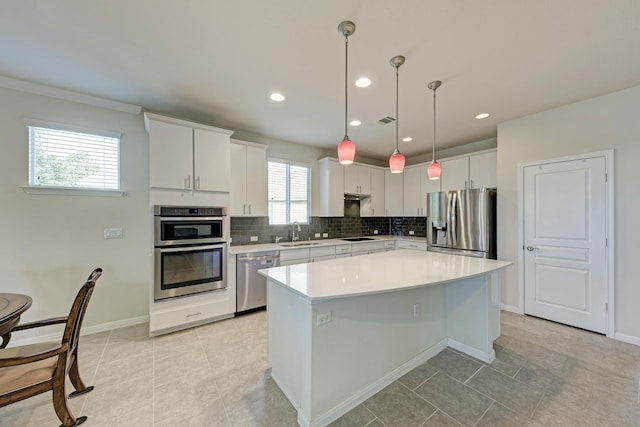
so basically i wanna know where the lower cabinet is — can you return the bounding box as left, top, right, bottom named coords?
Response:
left=396, top=241, right=427, bottom=251
left=279, top=246, right=336, bottom=266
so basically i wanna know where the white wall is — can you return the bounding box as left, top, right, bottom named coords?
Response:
left=0, top=86, right=149, bottom=339
left=497, top=84, right=640, bottom=341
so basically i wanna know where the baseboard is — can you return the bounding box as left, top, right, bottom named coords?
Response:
left=447, top=338, right=495, bottom=363
left=9, top=315, right=150, bottom=347
left=303, top=338, right=449, bottom=427
left=500, top=303, right=522, bottom=314
left=614, top=332, right=640, bottom=347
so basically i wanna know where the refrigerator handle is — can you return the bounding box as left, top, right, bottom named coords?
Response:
left=450, top=192, right=457, bottom=247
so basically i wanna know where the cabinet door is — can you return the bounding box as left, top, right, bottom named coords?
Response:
left=420, top=167, right=440, bottom=216
left=148, top=120, right=193, bottom=190
left=384, top=170, right=403, bottom=217
left=362, top=168, right=384, bottom=217
left=245, top=145, right=268, bottom=216
left=358, top=165, right=371, bottom=194
left=440, top=157, right=469, bottom=192
left=469, top=151, right=497, bottom=189
left=193, top=129, right=230, bottom=192
left=229, top=144, right=247, bottom=216
left=403, top=167, right=422, bottom=216
left=318, top=158, right=344, bottom=217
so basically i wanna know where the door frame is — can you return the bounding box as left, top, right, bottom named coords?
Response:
left=517, top=150, right=615, bottom=337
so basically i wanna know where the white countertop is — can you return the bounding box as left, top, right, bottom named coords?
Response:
left=259, top=249, right=511, bottom=301
left=229, top=235, right=425, bottom=255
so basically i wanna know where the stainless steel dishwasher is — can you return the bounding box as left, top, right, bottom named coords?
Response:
left=236, top=250, right=279, bottom=314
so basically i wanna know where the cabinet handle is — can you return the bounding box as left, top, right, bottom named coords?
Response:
left=248, top=204, right=251, bottom=215
left=386, top=208, right=388, bottom=216
left=470, top=179, right=474, bottom=188
left=417, top=208, right=420, bottom=215
left=243, top=204, right=246, bottom=215
left=465, top=180, right=468, bottom=189
left=195, top=176, right=200, bottom=189
left=372, top=208, right=374, bottom=216
left=186, top=312, right=202, bottom=318
left=185, top=175, right=191, bottom=189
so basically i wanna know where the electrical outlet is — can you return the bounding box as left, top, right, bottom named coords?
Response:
left=315, top=233, right=321, bottom=238
left=374, top=230, right=379, bottom=235
left=104, top=228, right=123, bottom=239
left=250, top=236, right=258, bottom=242
left=413, top=303, right=419, bottom=318
left=322, top=233, right=328, bottom=238
left=409, top=230, right=415, bottom=235
left=317, top=312, right=332, bottom=326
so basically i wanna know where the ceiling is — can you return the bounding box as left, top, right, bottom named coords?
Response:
left=1, top=1, right=639, bottom=161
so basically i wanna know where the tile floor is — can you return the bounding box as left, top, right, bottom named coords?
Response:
left=1, top=310, right=639, bottom=426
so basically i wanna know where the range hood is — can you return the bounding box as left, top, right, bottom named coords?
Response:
left=344, top=193, right=370, bottom=200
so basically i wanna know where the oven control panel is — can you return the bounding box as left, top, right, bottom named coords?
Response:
left=154, top=206, right=226, bottom=217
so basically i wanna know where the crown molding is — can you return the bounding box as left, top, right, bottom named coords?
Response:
left=0, top=75, right=142, bottom=115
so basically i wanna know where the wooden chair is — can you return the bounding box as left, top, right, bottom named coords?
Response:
left=0, top=268, right=102, bottom=427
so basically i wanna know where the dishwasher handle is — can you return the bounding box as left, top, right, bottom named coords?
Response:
left=237, top=255, right=279, bottom=263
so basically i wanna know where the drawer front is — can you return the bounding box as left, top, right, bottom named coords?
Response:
left=397, top=241, right=427, bottom=250
left=150, top=300, right=226, bottom=333
left=279, top=248, right=311, bottom=262
left=310, top=245, right=335, bottom=258
left=335, top=244, right=352, bottom=255
left=352, top=241, right=385, bottom=252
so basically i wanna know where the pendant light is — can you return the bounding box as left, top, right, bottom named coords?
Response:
left=427, top=80, right=442, bottom=180
left=337, top=21, right=356, bottom=164
left=388, top=55, right=406, bottom=173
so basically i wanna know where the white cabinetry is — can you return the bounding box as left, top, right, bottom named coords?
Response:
left=279, top=246, right=336, bottom=265
left=344, top=164, right=371, bottom=195
left=403, top=167, right=422, bottom=216
left=318, top=157, right=344, bottom=217
left=469, top=151, right=497, bottom=189
left=145, top=113, right=233, bottom=192
left=396, top=240, right=427, bottom=250
left=384, top=170, right=404, bottom=217
left=230, top=141, right=268, bottom=216
left=441, top=150, right=496, bottom=192
left=361, top=167, right=384, bottom=217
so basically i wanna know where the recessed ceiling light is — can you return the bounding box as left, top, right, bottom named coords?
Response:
left=350, top=120, right=361, bottom=127
left=402, top=137, right=413, bottom=142
left=270, top=92, right=286, bottom=102
left=355, top=77, right=371, bottom=88
left=475, top=113, right=490, bottom=120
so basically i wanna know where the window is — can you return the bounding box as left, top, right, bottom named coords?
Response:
left=27, top=121, right=121, bottom=191
left=268, top=160, right=310, bottom=224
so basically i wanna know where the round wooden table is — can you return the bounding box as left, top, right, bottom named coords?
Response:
left=0, top=293, right=32, bottom=349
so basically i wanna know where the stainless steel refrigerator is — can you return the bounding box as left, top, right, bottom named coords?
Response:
left=426, top=188, right=497, bottom=259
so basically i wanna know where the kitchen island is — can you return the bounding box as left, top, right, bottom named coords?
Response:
left=259, top=249, right=511, bottom=427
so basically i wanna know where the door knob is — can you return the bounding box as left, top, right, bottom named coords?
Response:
left=526, top=246, right=536, bottom=251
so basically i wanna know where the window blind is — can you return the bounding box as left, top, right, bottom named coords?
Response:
left=28, top=126, right=120, bottom=190
left=268, top=160, right=309, bottom=224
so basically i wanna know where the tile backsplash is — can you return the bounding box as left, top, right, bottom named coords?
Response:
left=230, top=213, right=426, bottom=245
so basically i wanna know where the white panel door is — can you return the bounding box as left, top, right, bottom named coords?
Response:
left=194, top=128, right=230, bottom=192
left=229, top=143, right=247, bottom=216
left=523, top=157, right=607, bottom=333
left=245, top=145, right=268, bottom=216
left=148, top=120, right=193, bottom=190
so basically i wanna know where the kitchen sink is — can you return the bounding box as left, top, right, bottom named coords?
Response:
left=278, top=242, right=324, bottom=247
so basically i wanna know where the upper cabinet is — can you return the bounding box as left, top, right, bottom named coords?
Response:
left=318, top=157, right=344, bottom=217
left=468, top=151, right=497, bottom=189
left=344, top=164, right=371, bottom=195
left=384, top=170, right=403, bottom=217
left=403, top=166, right=440, bottom=217
left=230, top=141, right=268, bottom=216
left=361, top=167, right=384, bottom=217
left=145, top=113, right=233, bottom=192
left=440, top=150, right=497, bottom=192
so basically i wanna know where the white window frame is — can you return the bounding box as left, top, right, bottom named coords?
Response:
left=268, top=158, right=311, bottom=225
left=22, top=119, right=126, bottom=197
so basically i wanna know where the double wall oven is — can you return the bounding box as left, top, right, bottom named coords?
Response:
left=154, top=206, right=227, bottom=301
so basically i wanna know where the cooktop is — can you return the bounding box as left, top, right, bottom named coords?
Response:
left=340, top=237, right=377, bottom=242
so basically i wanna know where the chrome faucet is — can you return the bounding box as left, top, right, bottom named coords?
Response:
left=275, top=236, right=283, bottom=244
left=292, top=221, right=301, bottom=242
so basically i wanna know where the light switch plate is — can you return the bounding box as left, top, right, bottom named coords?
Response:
left=322, top=233, right=328, bottom=238
left=104, top=228, right=123, bottom=239
left=409, top=230, right=415, bottom=235
left=315, top=233, right=320, bottom=238
left=250, top=236, right=258, bottom=242
left=374, top=230, right=379, bottom=234
left=317, top=312, right=332, bottom=326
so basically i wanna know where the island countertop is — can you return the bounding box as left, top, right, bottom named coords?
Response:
left=259, top=249, right=511, bottom=301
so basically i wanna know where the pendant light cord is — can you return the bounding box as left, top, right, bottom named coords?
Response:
left=395, top=65, right=399, bottom=152
left=432, top=87, right=436, bottom=162
left=344, top=36, right=349, bottom=139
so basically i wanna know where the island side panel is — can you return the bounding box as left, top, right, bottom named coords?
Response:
left=307, top=285, right=448, bottom=425
left=267, top=279, right=312, bottom=413
left=445, top=274, right=497, bottom=362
